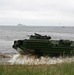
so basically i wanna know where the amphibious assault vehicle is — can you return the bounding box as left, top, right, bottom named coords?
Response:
left=13, top=33, right=74, bottom=57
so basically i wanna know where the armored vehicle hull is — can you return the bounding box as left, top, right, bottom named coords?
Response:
left=13, top=33, right=74, bottom=57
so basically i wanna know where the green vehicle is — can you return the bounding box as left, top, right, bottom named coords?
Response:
left=13, top=33, right=74, bottom=57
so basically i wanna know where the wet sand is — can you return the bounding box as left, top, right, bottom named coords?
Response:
left=0, top=53, right=13, bottom=64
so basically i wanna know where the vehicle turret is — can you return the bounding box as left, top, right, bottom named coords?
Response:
left=30, top=33, right=51, bottom=40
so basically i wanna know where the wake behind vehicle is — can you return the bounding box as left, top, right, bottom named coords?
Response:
left=13, top=33, right=74, bottom=57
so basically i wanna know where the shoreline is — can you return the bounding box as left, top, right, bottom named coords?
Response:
left=0, top=53, right=74, bottom=65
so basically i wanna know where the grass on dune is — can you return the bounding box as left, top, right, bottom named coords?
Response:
left=0, top=62, right=74, bottom=75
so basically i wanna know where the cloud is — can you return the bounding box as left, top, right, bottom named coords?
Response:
left=0, top=0, right=74, bottom=25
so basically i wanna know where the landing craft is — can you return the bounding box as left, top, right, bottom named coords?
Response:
left=13, top=33, right=74, bottom=57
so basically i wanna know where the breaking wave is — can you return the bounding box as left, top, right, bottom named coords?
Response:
left=8, top=54, right=74, bottom=65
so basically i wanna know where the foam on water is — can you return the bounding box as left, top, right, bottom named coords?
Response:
left=8, top=54, right=74, bottom=65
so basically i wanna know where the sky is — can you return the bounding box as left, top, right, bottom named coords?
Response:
left=0, top=0, right=74, bottom=26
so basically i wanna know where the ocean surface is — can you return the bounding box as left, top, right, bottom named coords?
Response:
left=0, top=26, right=74, bottom=64
left=0, top=26, right=74, bottom=54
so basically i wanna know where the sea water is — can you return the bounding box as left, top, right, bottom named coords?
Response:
left=0, top=26, right=74, bottom=64
left=8, top=54, right=74, bottom=65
